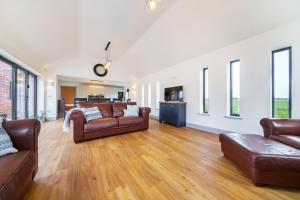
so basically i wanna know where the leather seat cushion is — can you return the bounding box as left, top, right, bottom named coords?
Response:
left=220, top=133, right=300, bottom=155
left=119, top=116, right=144, bottom=126
left=84, top=117, right=118, bottom=133
left=0, top=151, right=35, bottom=197
left=97, top=103, right=113, bottom=118
left=220, top=133, right=300, bottom=171
left=271, top=135, right=300, bottom=150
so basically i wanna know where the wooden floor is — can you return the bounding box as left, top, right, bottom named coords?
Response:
left=25, top=119, right=300, bottom=200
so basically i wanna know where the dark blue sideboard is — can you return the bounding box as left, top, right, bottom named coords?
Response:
left=159, top=102, right=186, bottom=127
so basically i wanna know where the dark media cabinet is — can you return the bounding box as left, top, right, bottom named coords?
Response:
left=159, top=102, right=186, bottom=127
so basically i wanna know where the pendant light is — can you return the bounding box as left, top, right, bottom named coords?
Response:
left=104, top=42, right=111, bottom=69
left=146, top=0, right=158, bottom=11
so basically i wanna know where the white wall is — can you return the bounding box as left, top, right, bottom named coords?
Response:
left=57, top=81, right=125, bottom=99
left=57, top=82, right=81, bottom=100
left=37, top=77, right=45, bottom=115
left=120, top=0, right=300, bottom=77
left=78, top=85, right=124, bottom=99
left=138, top=20, right=300, bottom=135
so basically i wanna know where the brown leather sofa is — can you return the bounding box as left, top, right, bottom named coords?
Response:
left=0, top=119, right=40, bottom=200
left=260, top=118, right=300, bottom=149
left=70, top=102, right=151, bottom=143
left=219, top=118, right=300, bottom=188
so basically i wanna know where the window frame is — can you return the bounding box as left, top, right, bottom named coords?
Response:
left=229, top=59, right=240, bottom=117
left=141, top=84, right=145, bottom=106
left=271, top=47, right=292, bottom=118
left=148, top=82, right=152, bottom=108
left=156, top=80, right=160, bottom=109
left=202, top=67, right=208, bottom=113
left=0, top=55, right=37, bottom=120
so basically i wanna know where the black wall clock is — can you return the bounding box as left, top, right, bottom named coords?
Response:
left=93, top=63, right=107, bottom=77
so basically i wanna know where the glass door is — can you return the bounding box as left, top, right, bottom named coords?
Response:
left=0, top=60, right=13, bottom=120
left=0, top=57, right=38, bottom=120
left=17, top=69, right=26, bottom=119
left=28, top=74, right=36, bottom=118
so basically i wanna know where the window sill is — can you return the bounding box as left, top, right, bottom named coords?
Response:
left=224, top=115, right=243, bottom=120
left=198, top=112, right=210, bottom=116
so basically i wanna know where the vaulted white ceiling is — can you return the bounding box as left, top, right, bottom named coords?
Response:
left=121, top=0, right=300, bottom=76
left=1, top=0, right=300, bottom=77
left=0, top=0, right=176, bottom=72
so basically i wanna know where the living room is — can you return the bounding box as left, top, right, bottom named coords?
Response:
left=0, top=0, right=300, bottom=199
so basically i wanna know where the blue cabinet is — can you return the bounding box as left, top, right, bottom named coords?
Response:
left=159, top=102, right=186, bottom=127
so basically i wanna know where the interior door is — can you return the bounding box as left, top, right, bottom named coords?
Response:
left=61, top=86, right=76, bottom=104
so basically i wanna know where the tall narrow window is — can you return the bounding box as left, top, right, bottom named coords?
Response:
left=272, top=47, right=292, bottom=118
left=156, top=81, right=160, bottom=109
left=148, top=82, right=152, bottom=108
left=202, top=68, right=209, bottom=113
left=141, top=84, right=145, bottom=106
left=229, top=60, right=240, bottom=116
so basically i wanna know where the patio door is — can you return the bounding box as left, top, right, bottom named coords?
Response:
left=0, top=56, right=37, bottom=120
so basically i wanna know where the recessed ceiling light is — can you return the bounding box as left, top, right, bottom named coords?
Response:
left=148, top=0, right=157, bottom=11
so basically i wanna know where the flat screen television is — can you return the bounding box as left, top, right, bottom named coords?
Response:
left=164, top=86, right=183, bottom=101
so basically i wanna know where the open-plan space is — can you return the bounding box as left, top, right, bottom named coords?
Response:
left=1, top=0, right=300, bottom=199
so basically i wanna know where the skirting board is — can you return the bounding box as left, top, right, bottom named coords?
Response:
left=150, top=114, right=230, bottom=135
left=150, top=114, right=159, bottom=120
left=186, top=123, right=230, bottom=135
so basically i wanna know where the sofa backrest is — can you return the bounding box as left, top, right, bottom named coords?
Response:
left=78, top=102, right=136, bottom=118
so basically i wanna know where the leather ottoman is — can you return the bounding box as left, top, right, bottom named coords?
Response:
left=219, top=133, right=300, bottom=188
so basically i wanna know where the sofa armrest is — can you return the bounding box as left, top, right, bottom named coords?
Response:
left=139, top=107, right=151, bottom=118
left=70, top=110, right=86, bottom=143
left=260, top=118, right=300, bottom=138
left=3, top=119, right=40, bottom=152
left=139, top=107, right=151, bottom=129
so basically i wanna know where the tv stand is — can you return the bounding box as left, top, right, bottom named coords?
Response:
left=159, top=102, right=186, bottom=127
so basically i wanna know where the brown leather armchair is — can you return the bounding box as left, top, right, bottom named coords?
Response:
left=260, top=118, right=300, bottom=149
left=1, top=119, right=40, bottom=200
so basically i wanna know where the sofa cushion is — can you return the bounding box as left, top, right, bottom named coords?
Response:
left=79, top=102, right=113, bottom=117
left=82, top=107, right=102, bottom=122
left=97, top=103, right=113, bottom=118
left=124, top=105, right=139, bottom=117
left=0, top=117, right=18, bottom=157
left=0, top=151, right=36, bottom=199
left=119, top=116, right=144, bottom=126
left=84, top=118, right=118, bottom=133
left=271, top=135, right=300, bottom=150
left=112, top=103, right=128, bottom=117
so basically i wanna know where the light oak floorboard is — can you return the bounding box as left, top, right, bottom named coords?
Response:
left=25, top=119, right=300, bottom=200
